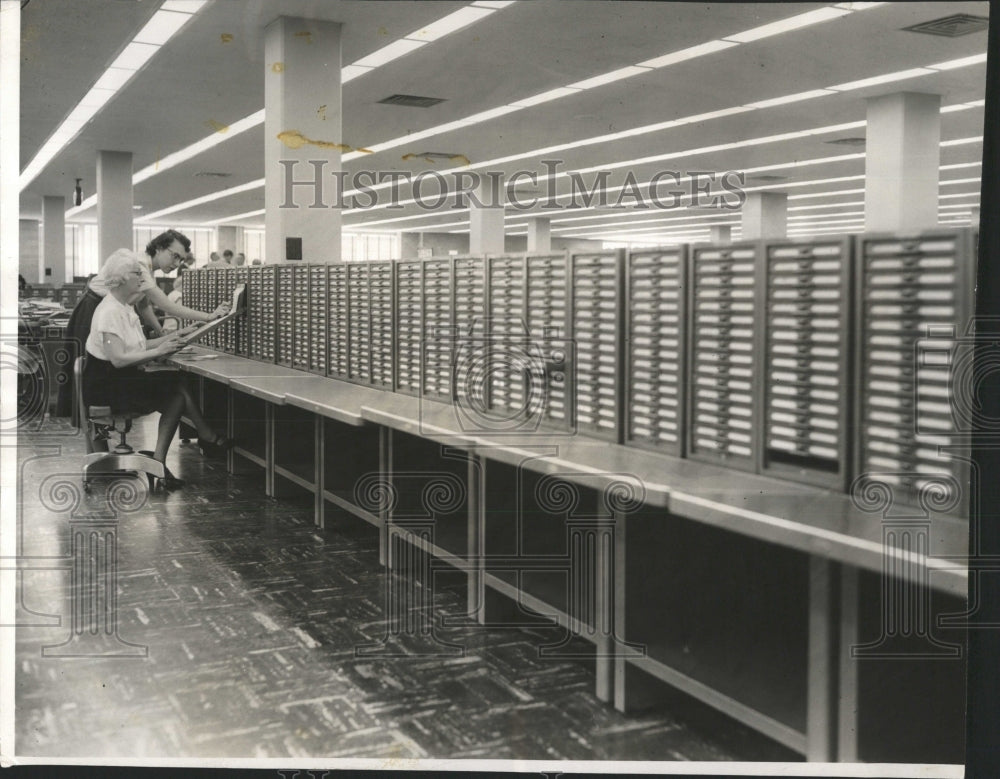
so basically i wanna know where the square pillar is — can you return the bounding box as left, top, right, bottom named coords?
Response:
left=526, top=217, right=551, bottom=252
left=97, top=150, right=133, bottom=262
left=42, top=195, right=67, bottom=284
left=469, top=180, right=505, bottom=255
left=217, top=225, right=245, bottom=255
left=265, top=17, right=342, bottom=263
left=709, top=224, right=732, bottom=244
left=742, top=192, right=787, bottom=240
left=19, top=219, right=40, bottom=284
left=864, top=92, right=940, bottom=233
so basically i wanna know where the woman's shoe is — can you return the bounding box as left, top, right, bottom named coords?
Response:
left=200, top=433, right=234, bottom=458
left=147, top=466, right=185, bottom=490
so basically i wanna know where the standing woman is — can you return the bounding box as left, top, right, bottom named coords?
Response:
left=82, top=252, right=233, bottom=488
left=57, top=230, right=229, bottom=418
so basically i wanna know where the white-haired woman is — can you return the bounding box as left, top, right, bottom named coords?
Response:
left=82, top=252, right=233, bottom=488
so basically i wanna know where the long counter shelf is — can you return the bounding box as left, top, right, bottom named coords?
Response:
left=171, top=349, right=969, bottom=595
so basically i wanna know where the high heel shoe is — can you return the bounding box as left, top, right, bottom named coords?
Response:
left=200, top=433, right=234, bottom=458
left=147, top=466, right=185, bottom=490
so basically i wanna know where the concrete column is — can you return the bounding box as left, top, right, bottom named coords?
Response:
left=864, top=92, right=940, bottom=233
left=265, top=17, right=342, bottom=263
left=469, top=179, right=505, bottom=255
left=96, top=150, right=133, bottom=262
left=742, top=192, right=787, bottom=240
left=42, top=196, right=67, bottom=284
left=526, top=217, right=551, bottom=252
left=709, top=224, right=732, bottom=244
left=19, top=219, right=40, bottom=283
left=216, top=225, right=245, bottom=255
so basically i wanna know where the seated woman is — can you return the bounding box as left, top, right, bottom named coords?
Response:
left=82, top=251, right=233, bottom=489
left=56, top=230, right=230, bottom=418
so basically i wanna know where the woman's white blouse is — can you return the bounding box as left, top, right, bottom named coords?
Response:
left=86, top=294, right=147, bottom=361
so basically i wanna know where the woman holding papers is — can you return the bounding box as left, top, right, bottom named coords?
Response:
left=57, top=230, right=230, bottom=418
left=82, top=251, right=234, bottom=489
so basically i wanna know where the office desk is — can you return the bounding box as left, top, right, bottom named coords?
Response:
left=170, top=348, right=969, bottom=763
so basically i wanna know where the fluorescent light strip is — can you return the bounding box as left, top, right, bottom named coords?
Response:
left=135, top=109, right=265, bottom=185
left=69, top=3, right=507, bottom=207
left=201, top=209, right=265, bottom=226
left=136, top=178, right=264, bottom=222
left=19, top=1, right=205, bottom=191
left=940, top=191, right=981, bottom=200
left=722, top=7, right=852, bottom=43
left=789, top=200, right=864, bottom=212
left=788, top=210, right=864, bottom=220
left=789, top=188, right=865, bottom=201
left=345, top=3, right=507, bottom=79
left=552, top=215, right=741, bottom=234
left=342, top=4, right=894, bottom=164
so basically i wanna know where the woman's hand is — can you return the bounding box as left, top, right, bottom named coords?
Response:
left=177, top=324, right=200, bottom=336
left=209, top=302, right=231, bottom=320
left=155, top=334, right=186, bottom=356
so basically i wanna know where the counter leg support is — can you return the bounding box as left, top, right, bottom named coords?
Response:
left=806, top=556, right=837, bottom=761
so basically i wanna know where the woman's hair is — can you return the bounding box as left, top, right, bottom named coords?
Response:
left=145, top=229, right=191, bottom=258
left=101, top=249, right=142, bottom=290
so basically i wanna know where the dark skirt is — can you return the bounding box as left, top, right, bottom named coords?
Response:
left=55, top=288, right=103, bottom=418
left=82, top=356, right=181, bottom=415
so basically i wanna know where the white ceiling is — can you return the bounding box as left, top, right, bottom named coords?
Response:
left=18, top=0, right=989, bottom=244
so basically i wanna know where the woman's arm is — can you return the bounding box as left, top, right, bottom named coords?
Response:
left=143, top=283, right=230, bottom=322
left=100, top=331, right=185, bottom=369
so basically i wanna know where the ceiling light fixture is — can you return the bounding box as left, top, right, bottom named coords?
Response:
left=20, top=0, right=207, bottom=192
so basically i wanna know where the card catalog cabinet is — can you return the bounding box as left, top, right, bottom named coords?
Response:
left=453, top=256, right=487, bottom=404
left=687, top=244, right=759, bottom=470
left=525, top=253, right=571, bottom=430
left=260, top=266, right=277, bottom=363
left=396, top=260, right=423, bottom=396
left=570, top=251, right=624, bottom=441
left=221, top=268, right=238, bottom=353
left=204, top=270, right=220, bottom=349
left=762, top=239, right=852, bottom=488
left=233, top=267, right=249, bottom=357
left=246, top=267, right=263, bottom=360
left=290, top=265, right=310, bottom=371
left=369, top=261, right=396, bottom=390
left=348, top=263, right=372, bottom=383
left=487, top=255, right=528, bottom=418
left=328, top=264, right=349, bottom=379
left=625, top=246, right=688, bottom=456
left=307, top=264, right=329, bottom=375
left=275, top=265, right=295, bottom=366
left=856, top=230, right=975, bottom=513
left=422, top=258, right=455, bottom=402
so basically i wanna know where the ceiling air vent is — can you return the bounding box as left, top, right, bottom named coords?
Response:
left=825, top=137, right=866, bottom=146
left=194, top=171, right=232, bottom=178
left=902, top=14, right=988, bottom=37
left=378, top=94, right=446, bottom=108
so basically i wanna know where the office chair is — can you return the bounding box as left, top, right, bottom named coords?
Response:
left=74, top=357, right=165, bottom=490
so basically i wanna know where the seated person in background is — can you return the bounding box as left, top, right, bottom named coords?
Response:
left=235, top=252, right=246, bottom=266
left=82, top=252, right=234, bottom=489
left=18, top=274, right=27, bottom=296
left=251, top=259, right=262, bottom=266
left=205, top=250, right=233, bottom=269
left=56, top=231, right=230, bottom=417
